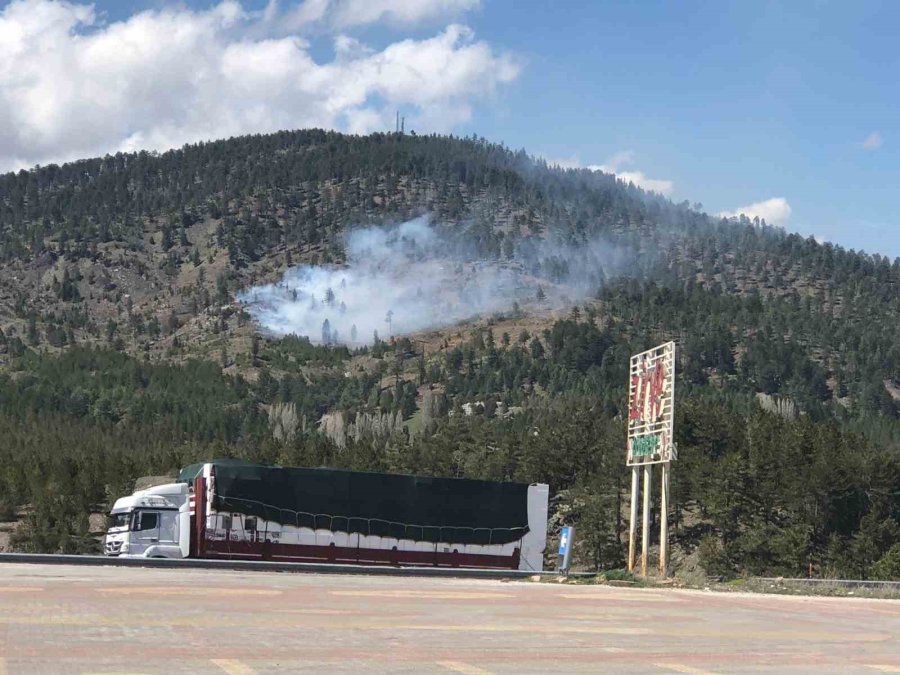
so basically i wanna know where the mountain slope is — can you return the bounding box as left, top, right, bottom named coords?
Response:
left=1, top=130, right=897, bottom=420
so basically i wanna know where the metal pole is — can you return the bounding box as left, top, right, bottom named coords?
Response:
left=627, top=465, right=639, bottom=573
left=641, top=463, right=652, bottom=577
left=659, top=462, right=669, bottom=578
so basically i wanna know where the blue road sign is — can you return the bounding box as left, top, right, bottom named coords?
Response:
left=558, top=527, right=572, bottom=556
left=557, top=526, right=575, bottom=574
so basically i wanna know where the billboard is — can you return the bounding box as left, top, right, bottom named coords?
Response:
left=627, top=341, right=675, bottom=465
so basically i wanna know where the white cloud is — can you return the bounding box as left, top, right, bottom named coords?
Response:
left=0, top=0, right=515, bottom=172
left=330, top=0, right=480, bottom=28
left=593, top=168, right=674, bottom=196
left=862, top=131, right=883, bottom=150
left=265, top=0, right=477, bottom=32
left=546, top=156, right=582, bottom=170
left=278, top=0, right=331, bottom=30
left=597, top=150, right=634, bottom=171
left=590, top=150, right=673, bottom=196
left=718, top=197, right=792, bottom=226
left=547, top=150, right=674, bottom=196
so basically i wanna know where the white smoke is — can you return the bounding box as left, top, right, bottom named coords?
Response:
left=238, top=217, right=625, bottom=345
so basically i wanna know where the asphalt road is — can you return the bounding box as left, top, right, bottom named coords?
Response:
left=0, top=564, right=898, bottom=674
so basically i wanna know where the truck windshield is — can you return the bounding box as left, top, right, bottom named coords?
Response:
left=109, top=512, right=131, bottom=529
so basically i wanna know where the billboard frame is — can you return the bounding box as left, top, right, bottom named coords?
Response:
left=626, top=341, right=676, bottom=466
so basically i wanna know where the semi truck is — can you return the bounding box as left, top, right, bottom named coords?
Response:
left=104, top=460, right=550, bottom=571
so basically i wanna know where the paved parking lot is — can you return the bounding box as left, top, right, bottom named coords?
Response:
left=0, top=563, right=898, bottom=673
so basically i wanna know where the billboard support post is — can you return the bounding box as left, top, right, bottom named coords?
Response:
left=626, top=341, right=676, bottom=579
left=659, top=462, right=670, bottom=576
left=641, top=463, right=651, bottom=577
left=627, top=466, right=639, bottom=573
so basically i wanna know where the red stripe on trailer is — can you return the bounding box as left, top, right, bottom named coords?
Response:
left=201, top=538, right=521, bottom=570
left=192, top=476, right=206, bottom=559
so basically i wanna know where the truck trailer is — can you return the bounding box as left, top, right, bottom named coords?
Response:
left=104, top=460, right=550, bottom=571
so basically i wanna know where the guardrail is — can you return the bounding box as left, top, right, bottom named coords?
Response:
left=755, top=576, right=900, bottom=590
left=4, top=555, right=894, bottom=587
left=0, top=552, right=592, bottom=580
left=9, top=555, right=897, bottom=591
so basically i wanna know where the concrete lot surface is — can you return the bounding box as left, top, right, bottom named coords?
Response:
left=0, top=564, right=898, bottom=674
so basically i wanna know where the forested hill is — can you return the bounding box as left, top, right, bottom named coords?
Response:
left=1, top=130, right=899, bottom=579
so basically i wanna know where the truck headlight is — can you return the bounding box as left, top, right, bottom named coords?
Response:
left=120, top=543, right=129, bottom=553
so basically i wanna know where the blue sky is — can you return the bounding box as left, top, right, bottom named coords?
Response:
left=2, top=1, right=897, bottom=258
left=472, top=1, right=898, bottom=258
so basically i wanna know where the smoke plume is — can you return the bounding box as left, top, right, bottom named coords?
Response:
left=239, top=217, right=626, bottom=345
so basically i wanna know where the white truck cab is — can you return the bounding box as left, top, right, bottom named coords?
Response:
left=104, top=482, right=191, bottom=558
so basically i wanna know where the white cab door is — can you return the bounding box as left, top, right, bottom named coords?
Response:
left=132, top=510, right=161, bottom=554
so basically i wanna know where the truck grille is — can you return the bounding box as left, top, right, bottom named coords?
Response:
left=105, top=541, right=123, bottom=555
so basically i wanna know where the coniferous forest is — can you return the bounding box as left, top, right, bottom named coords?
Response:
left=1, top=130, right=898, bottom=579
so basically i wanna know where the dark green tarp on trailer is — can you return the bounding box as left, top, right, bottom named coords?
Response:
left=182, top=460, right=530, bottom=545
